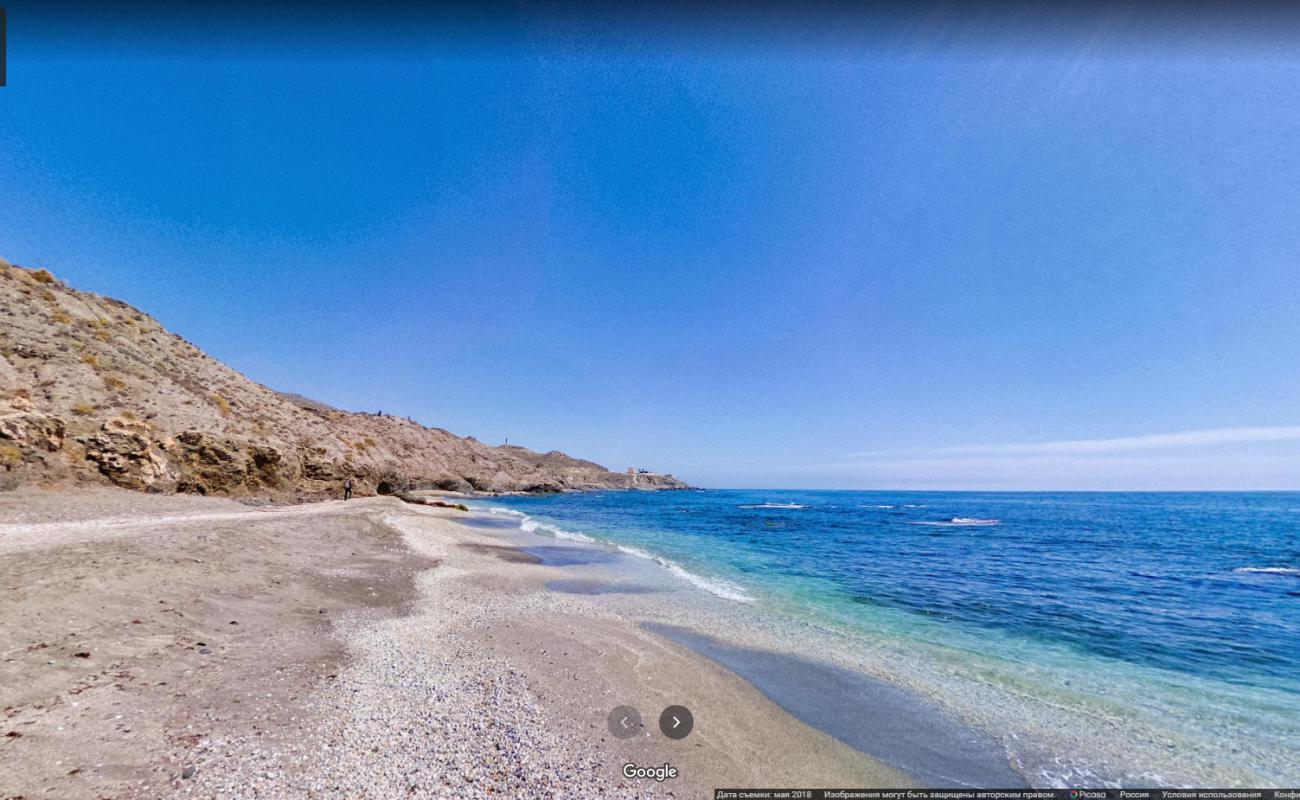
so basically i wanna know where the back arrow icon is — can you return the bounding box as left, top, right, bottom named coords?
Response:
left=608, top=705, right=642, bottom=739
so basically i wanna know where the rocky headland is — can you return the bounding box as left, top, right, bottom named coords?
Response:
left=0, top=259, right=688, bottom=499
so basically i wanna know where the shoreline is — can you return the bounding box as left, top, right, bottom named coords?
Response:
left=471, top=492, right=1300, bottom=789
left=1, top=487, right=923, bottom=798
left=643, top=623, right=1023, bottom=788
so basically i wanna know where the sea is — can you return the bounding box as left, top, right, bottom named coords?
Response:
left=471, top=490, right=1300, bottom=787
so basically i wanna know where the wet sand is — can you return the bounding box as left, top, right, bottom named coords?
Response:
left=644, top=624, right=1024, bottom=788
left=0, top=487, right=914, bottom=798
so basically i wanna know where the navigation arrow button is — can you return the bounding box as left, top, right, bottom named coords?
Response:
left=659, top=705, right=693, bottom=740
left=607, top=705, right=642, bottom=740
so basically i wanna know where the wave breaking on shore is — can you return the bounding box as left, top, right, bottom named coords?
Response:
left=485, top=506, right=754, bottom=603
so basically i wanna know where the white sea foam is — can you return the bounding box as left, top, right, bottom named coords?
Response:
left=903, top=504, right=928, bottom=508
left=866, top=504, right=897, bottom=509
left=518, top=517, right=595, bottom=543
left=738, top=503, right=806, bottom=509
left=486, top=506, right=526, bottom=518
left=494, top=510, right=753, bottom=602
left=613, top=544, right=754, bottom=603
left=1233, top=566, right=1300, bottom=576
left=913, top=517, right=1001, bottom=527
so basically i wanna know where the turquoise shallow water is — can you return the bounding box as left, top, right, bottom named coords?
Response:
left=476, top=490, right=1300, bottom=786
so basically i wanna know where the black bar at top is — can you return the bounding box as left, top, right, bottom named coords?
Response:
left=713, top=791, right=1300, bottom=800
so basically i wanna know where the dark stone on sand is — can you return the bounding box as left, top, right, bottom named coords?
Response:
left=198, top=648, right=211, bottom=655
left=182, top=766, right=196, bottom=779
left=396, top=493, right=469, bottom=512
left=72, top=651, right=90, bottom=658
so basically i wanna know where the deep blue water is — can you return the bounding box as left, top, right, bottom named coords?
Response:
left=482, top=490, right=1300, bottom=690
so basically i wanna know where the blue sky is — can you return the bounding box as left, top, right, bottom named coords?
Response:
left=3, top=3, right=1300, bottom=489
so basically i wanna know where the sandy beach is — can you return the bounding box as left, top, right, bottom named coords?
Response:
left=0, top=487, right=909, bottom=799
left=4, top=9, right=1297, bottom=795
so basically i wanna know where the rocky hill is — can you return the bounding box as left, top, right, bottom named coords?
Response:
left=0, top=259, right=688, bottom=499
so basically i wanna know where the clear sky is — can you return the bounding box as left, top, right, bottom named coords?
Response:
left=3, top=2, right=1300, bottom=490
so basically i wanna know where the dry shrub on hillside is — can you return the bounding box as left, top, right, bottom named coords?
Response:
left=71, top=403, right=95, bottom=416
left=210, top=394, right=232, bottom=417
left=0, top=442, right=23, bottom=468
left=85, top=318, right=112, bottom=342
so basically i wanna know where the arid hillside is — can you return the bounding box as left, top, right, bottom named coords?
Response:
left=0, top=259, right=687, bottom=498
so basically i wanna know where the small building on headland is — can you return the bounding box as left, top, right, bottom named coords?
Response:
left=626, top=466, right=679, bottom=488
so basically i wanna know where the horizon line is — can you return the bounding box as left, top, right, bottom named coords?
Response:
left=678, top=485, right=1300, bottom=493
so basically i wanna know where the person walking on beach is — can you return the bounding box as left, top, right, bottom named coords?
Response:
left=343, top=478, right=353, bottom=501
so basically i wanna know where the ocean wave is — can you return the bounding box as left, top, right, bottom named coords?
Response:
left=903, top=504, right=928, bottom=508
left=613, top=544, right=754, bottom=603
left=518, top=517, right=595, bottom=543
left=866, top=504, right=897, bottom=509
left=489, top=509, right=754, bottom=602
left=1233, top=566, right=1300, bottom=576
left=913, top=517, right=1001, bottom=527
left=486, top=506, right=526, bottom=518
left=738, top=503, right=806, bottom=509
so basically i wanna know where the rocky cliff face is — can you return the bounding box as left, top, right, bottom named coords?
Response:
left=0, top=260, right=688, bottom=498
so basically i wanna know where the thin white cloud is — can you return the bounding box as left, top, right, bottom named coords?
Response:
left=848, top=426, right=1300, bottom=459
left=756, top=452, right=1300, bottom=492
